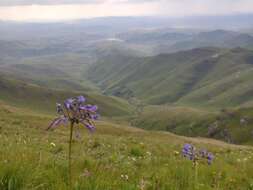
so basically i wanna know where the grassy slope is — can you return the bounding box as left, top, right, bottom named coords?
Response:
left=0, top=76, right=134, bottom=117
left=160, top=30, right=253, bottom=53
left=1, top=74, right=252, bottom=145
left=87, top=47, right=253, bottom=108
left=132, top=105, right=253, bottom=145
left=177, top=48, right=253, bottom=107
left=132, top=105, right=216, bottom=135
left=0, top=52, right=98, bottom=92
left=1, top=103, right=253, bottom=189
left=3, top=46, right=253, bottom=144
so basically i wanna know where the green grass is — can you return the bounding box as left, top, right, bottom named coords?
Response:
left=0, top=52, right=98, bottom=92
left=2, top=72, right=253, bottom=145
left=132, top=105, right=253, bottom=145
left=2, top=41, right=253, bottom=189
left=0, top=76, right=135, bottom=117
left=87, top=47, right=253, bottom=108
left=132, top=105, right=216, bottom=135
left=1, top=104, right=253, bottom=189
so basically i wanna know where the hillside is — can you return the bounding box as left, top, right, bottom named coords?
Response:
left=87, top=47, right=253, bottom=108
left=2, top=16, right=253, bottom=190
left=0, top=76, right=135, bottom=117
left=166, top=30, right=253, bottom=53
left=0, top=102, right=253, bottom=189
left=132, top=105, right=253, bottom=145
left=0, top=36, right=147, bottom=92
left=117, top=29, right=253, bottom=54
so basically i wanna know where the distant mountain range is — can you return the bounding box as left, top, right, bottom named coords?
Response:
left=1, top=18, right=253, bottom=144
left=117, top=29, right=253, bottom=54
left=87, top=47, right=253, bottom=108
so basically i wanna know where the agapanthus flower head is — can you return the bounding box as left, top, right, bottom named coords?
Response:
left=182, top=144, right=214, bottom=165
left=182, top=144, right=195, bottom=160
left=207, top=152, right=214, bottom=165
left=47, top=95, right=99, bottom=132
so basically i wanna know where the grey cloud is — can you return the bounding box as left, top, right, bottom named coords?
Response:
left=0, top=0, right=160, bottom=6
left=0, top=0, right=105, bottom=6
left=118, top=0, right=159, bottom=3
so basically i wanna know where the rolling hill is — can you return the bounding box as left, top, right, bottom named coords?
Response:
left=132, top=105, right=253, bottom=145
left=2, top=17, right=253, bottom=189
left=0, top=76, right=135, bottom=117
left=166, top=30, right=253, bottom=53
left=117, top=29, right=253, bottom=54
left=87, top=47, right=253, bottom=108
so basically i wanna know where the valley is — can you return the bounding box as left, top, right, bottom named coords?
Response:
left=1, top=15, right=253, bottom=189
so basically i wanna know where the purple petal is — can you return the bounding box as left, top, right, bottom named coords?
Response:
left=47, top=116, right=69, bottom=130
left=207, top=153, right=214, bottom=164
left=89, top=105, right=98, bottom=112
left=85, top=124, right=95, bottom=131
left=47, top=118, right=62, bottom=130
left=80, top=120, right=95, bottom=132
left=90, top=114, right=99, bottom=120
left=183, top=144, right=192, bottom=150
left=79, top=106, right=87, bottom=111
left=79, top=105, right=98, bottom=112
left=77, top=96, right=86, bottom=103
left=64, top=98, right=74, bottom=109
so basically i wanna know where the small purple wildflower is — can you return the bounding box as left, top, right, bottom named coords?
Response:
left=207, top=152, right=214, bottom=165
left=182, top=144, right=196, bottom=160
left=182, top=144, right=214, bottom=165
left=48, top=95, right=99, bottom=189
left=47, top=96, right=99, bottom=132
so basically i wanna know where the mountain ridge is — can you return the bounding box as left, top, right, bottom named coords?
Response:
left=87, top=47, right=253, bottom=108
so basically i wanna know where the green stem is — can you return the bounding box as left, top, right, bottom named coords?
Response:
left=68, top=121, right=74, bottom=190
left=194, top=163, right=198, bottom=190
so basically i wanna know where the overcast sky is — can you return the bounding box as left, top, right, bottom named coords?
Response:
left=0, top=0, right=253, bottom=21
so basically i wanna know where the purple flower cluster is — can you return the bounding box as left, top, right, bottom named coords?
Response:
left=47, top=96, right=99, bottom=132
left=182, top=144, right=196, bottom=161
left=182, top=144, right=214, bottom=165
left=199, top=149, right=214, bottom=165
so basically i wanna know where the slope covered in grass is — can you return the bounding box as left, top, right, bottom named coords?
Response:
left=0, top=76, right=134, bottom=117
left=1, top=103, right=253, bottom=189
left=87, top=47, right=253, bottom=108
left=132, top=105, right=253, bottom=145
left=166, top=30, right=253, bottom=53
left=117, top=29, right=253, bottom=54
left=0, top=52, right=98, bottom=92
left=132, top=106, right=216, bottom=135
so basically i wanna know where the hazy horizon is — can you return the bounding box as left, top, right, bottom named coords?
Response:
left=0, top=0, right=253, bottom=22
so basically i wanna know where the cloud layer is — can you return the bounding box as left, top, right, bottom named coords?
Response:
left=0, top=0, right=105, bottom=6
left=0, top=0, right=252, bottom=21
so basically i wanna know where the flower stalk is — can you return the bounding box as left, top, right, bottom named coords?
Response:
left=68, top=120, right=74, bottom=189
left=47, top=95, right=99, bottom=189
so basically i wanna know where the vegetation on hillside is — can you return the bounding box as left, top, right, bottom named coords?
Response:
left=1, top=104, right=253, bottom=189
left=132, top=105, right=253, bottom=145
left=87, top=47, right=253, bottom=108
left=0, top=76, right=134, bottom=117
